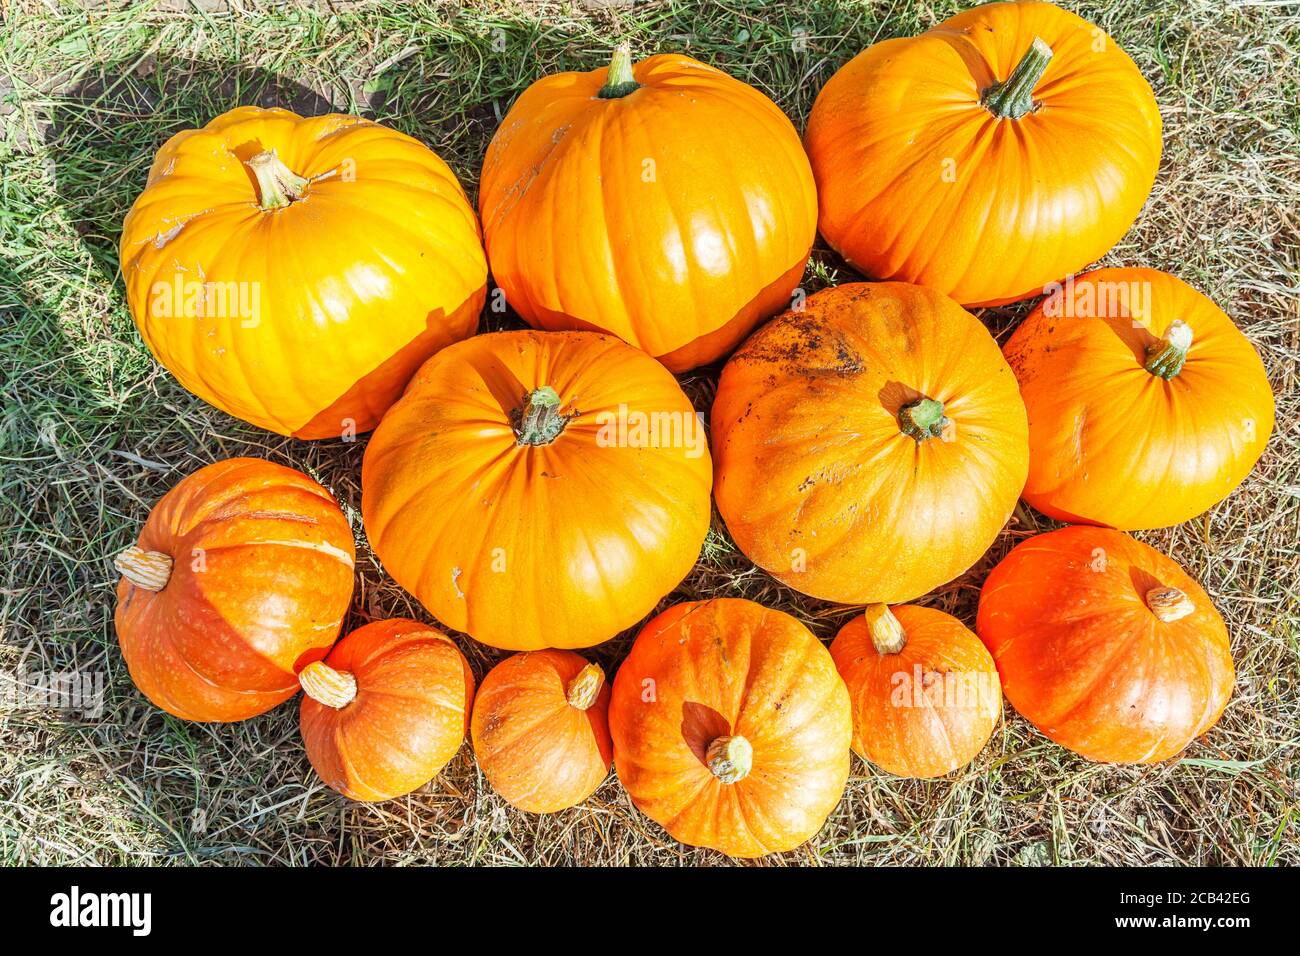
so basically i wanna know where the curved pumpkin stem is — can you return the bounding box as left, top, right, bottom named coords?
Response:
left=114, top=546, right=173, bottom=591
left=864, top=603, right=907, bottom=655
left=299, top=660, right=358, bottom=709
left=1144, top=320, right=1193, bottom=380
left=706, top=734, right=753, bottom=784
left=1146, top=586, right=1195, bottom=623
left=983, top=37, right=1054, bottom=120
left=598, top=43, right=640, bottom=99
left=565, top=662, right=605, bottom=711
left=898, top=397, right=950, bottom=443
left=514, top=386, right=568, bottom=445
left=246, top=149, right=311, bottom=210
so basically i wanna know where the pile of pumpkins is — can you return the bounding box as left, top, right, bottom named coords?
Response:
left=111, top=2, right=1274, bottom=859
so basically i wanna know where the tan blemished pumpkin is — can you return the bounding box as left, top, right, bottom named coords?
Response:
left=1004, top=267, right=1275, bottom=529
left=119, top=106, right=487, bottom=438
left=299, top=619, right=475, bottom=802
left=479, top=45, right=817, bottom=371
left=609, top=598, right=852, bottom=858
left=711, top=282, right=1029, bottom=604
left=471, top=651, right=612, bottom=813
left=114, top=458, right=355, bottom=722
left=830, top=604, right=1000, bottom=778
left=977, top=526, right=1235, bottom=763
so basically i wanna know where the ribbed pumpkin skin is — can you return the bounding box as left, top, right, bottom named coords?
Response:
left=119, top=106, right=487, bottom=438
left=362, top=330, right=713, bottom=650
left=831, top=606, right=1000, bottom=778
left=300, top=619, right=475, bottom=802
left=712, top=282, right=1029, bottom=604
left=804, top=1, right=1161, bottom=307
left=114, top=458, right=355, bottom=722
left=1004, top=268, right=1275, bottom=530
left=977, top=527, right=1234, bottom=764
left=609, top=599, right=852, bottom=858
left=479, top=53, right=817, bottom=371
left=471, top=651, right=612, bottom=813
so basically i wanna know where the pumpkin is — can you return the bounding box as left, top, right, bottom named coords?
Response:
left=119, top=106, right=487, bottom=439
left=1004, top=267, right=1275, bottom=530
left=830, top=605, right=1000, bottom=778
left=977, top=526, right=1234, bottom=763
left=803, top=1, right=1162, bottom=307
left=711, top=282, right=1029, bottom=604
left=471, top=651, right=612, bottom=813
left=478, top=45, right=817, bottom=371
left=299, top=618, right=475, bottom=801
left=609, top=598, right=851, bottom=858
left=362, top=329, right=712, bottom=650
left=113, top=457, right=355, bottom=722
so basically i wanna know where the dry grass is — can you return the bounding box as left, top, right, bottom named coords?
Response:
left=1, top=0, right=1297, bottom=865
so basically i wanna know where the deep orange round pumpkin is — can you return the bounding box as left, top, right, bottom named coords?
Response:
left=114, top=457, right=355, bottom=722
left=712, top=282, right=1029, bottom=604
left=299, top=618, right=475, bottom=801
left=803, top=1, right=1162, bottom=307
left=119, top=106, right=487, bottom=438
left=977, top=527, right=1234, bottom=763
left=362, top=329, right=712, bottom=650
left=471, top=651, right=612, bottom=813
left=1004, top=267, right=1275, bottom=529
left=831, top=604, right=1000, bottom=778
left=609, top=598, right=851, bottom=858
left=479, top=45, right=817, bottom=371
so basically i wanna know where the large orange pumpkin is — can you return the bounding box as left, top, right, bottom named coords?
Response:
left=299, top=619, right=475, bottom=802
left=977, top=527, right=1234, bottom=763
left=478, top=45, right=817, bottom=371
left=471, top=651, right=612, bottom=813
left=119, top=106, right=487, bottom=438
left=609, top=599, right=851, bottom=858
left=114, top=458, right=355, bottom=722
left=1004, top=267, right=1275, bottom=529
left=712, top=282, right=1029, bottom=604
left=830, top=604, right=1000, bottom=778
left=362, top=330, right=712, bottom=650
left=803, top=1, right=1162, bottom=307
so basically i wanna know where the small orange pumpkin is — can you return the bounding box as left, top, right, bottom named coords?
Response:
left=830, top=604, right=1000, bottom=778
left=471, top=651, right=612, bottom=813
left=114, top=458, right=355, bottom=722
left=610, top=598, right=851, bottom=858
left=299, top=619, right=475, bottom=801
left=977, top=527, right=1234, bottom=763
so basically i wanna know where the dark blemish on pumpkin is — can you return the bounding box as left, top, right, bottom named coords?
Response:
left=798, top=475, right=817, bottom=492
left=734, top=309, right=864, bottom=380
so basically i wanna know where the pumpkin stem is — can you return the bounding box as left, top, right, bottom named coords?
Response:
left=982, top=37, right=1054, bottom=119
left=514, top=386, right=568, bottom=446
left=1144, top=320, right=1193, bottom=380
left=246, top=149, right=311, bottom=210
left=565, top=662, right=605, bottom=711
left=114, top=546, right=173, bottom=591
left=898, top=397, right=950, bottom=443
left=706, top=734, right=753, bottom=784
left=1146, top=586, right=1195, bottom=623
left=864, top=603, right=907, bottom=655
left=598, top=43, right=640, bottom=99
left=299, top=660, right=358, bottom=709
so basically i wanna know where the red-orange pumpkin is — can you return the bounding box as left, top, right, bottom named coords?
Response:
left=299, top=619, right=475, bottom=801
left=471, top=651, right=612, bottom=813
left=831, top=605, right=1000, bottom=778
left=114, top=458, right=355, bottom=722
left=610, top=599, right=851, bottom=858
left=977, top=527, right=1234, bottom=763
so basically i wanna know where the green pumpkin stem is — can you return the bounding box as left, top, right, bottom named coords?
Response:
left=982, top=37, right=1054, bottom=119
left=515, top=386, right=567, bottom=445
left=598, top=43, right=640, bottom=99
left=247, top=150, right=311, bottom=210
left=899, top=397, right=950, bottom=443
left=1144, top=320, right=1193, bottom=379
